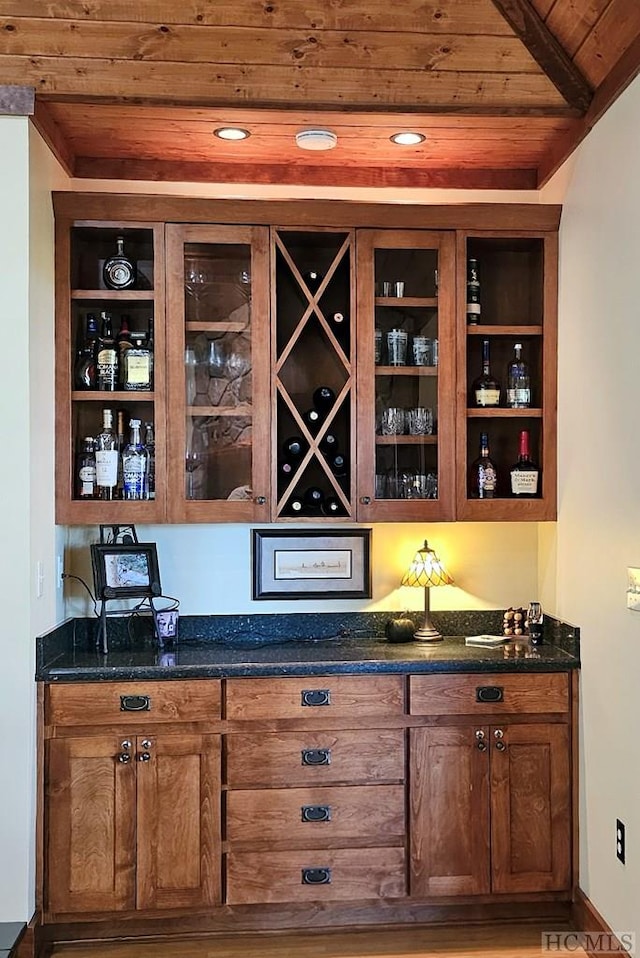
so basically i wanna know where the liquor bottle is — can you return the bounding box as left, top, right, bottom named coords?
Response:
left=466, top=257, right=481, bottom=325
left=74, top=313, right=98, bottom=390
left=313, top=386, right=336, bottom=410
left=302, top=408, right=322, bottom=430
left=144, top=422, right=156, bottom=500
left=95, top=408, right=119, bottom=501
left=96, top=312, right=119, bottom=391
left=116, top=410, right=126, bottom=499
left=76, top=437, right=97, bottom=499
left=116, top=315, right=132, bottom=387
left=122, top=334, right=152, bottom=391
left=319, top=432, right=339, bottom=455
left=103, top=234, right=136, bottom=290
left=469, top=432, right=498, bottom=499
left=282, top=436, right=306, bottom=459
left=506, top=342, right=531, bottom=408
left=302, top=269, right=323, bottom=293
left=147, top=316, right=155, bottom=388
left=472, top=339, right=501, bottom=407
left=328, top=452, right=347, bottom=478
left=303, top=486, right=325, bottom=510
left=509, top=430, right=540, bottom=497
left=321, top=496, right=342, bottom=516
left=122, top=419, right=148, bottom=501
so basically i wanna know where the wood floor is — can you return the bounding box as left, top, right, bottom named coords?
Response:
left=51, top=923, right=587, bottom=958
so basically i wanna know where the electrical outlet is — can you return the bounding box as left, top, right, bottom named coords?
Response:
left=626, top=568, right=640, bottom=610
left=36, top=560, right=44, bottom=599
left=57, top=555, right=65, bottom=590
left=616, top=819, right=626, bottom=864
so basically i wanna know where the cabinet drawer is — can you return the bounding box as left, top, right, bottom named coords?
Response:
left=226, top=729, right=405, bottom=787
left=46, top=680, right=221, bottom=727
left=409, top=673, right=569, bottom=716
left=226, top=784, right=405, bottom=845
left=225, top=675, right=404, bottom=720
left=226, top=847, right=406, bottom=904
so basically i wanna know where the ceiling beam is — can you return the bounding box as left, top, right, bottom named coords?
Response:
left=489, top=0, right=592, bottom=113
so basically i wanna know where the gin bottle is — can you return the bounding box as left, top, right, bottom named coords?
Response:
left=122, top=419, right=148, bottom=501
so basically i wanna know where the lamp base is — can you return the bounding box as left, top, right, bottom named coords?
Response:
left=413, top=625, right=443, bottom=642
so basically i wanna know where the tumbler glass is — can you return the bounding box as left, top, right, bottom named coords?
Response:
left=386, top=329, right=408, bottom=366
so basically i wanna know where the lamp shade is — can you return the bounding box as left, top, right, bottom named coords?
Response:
left=401, top=540, right=453, bottom=589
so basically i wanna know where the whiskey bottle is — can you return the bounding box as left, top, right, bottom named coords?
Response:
left=74, top=313, right=98, bottom=390
left=510, top=430, right=540, bottom=497
left=122, top=419, right=148, bottom=501
left=76, top=437, right=97, bottom=499
left=103, top=234, right=136, bottom=290
left=96, top=312, right=119, bottom=391
left=506, top=342, right=531, bottom=408
left=472, top=340, right=501, bottom=407
left=466, top=258, right=481, bottom=325
left=95, top=408, right=119, bottom=501
left=469, top=432, right=498, bottom=499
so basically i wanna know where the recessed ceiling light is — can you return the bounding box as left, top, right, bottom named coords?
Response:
left=390, top=132, right=426, bottom=146
left=295, top=129, right=338, bottom=151
left=214, top=127, right=251, bottom=141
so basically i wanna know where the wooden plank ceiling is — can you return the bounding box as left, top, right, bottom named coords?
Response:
left=0, top=0, right=639, bottom=190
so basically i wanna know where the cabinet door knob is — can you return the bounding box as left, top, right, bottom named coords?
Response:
left=138, top=752, right=152, bottom=762
left=360, top=496, right=371, bottom=505
left=254, top=495, right=267, bottom=505
left=140, top=739, right=152, bottom=750
left=476, top=740, right=487, bottom=752
left=120, top=740, right=132, bottom=750
left=495, top=740, right=507, bottom=752
left=117, top=752, right=131, bottom=764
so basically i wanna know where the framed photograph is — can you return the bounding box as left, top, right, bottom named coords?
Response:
left=91, top=542, right=162, bottom=600
left=252, top=529, right=372, bottom=600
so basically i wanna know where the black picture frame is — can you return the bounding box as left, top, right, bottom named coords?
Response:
left=91, top=542, right=162, bottom=601
left=252, top=529, right=372, bottom=600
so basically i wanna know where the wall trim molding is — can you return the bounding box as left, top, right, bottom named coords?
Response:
left=0, top=86, right=34, bottom=117
left=572, top=888, right=629, bottom=956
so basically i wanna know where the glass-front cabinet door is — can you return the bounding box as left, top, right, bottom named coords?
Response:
left=165, top=225, right=270, bottom=521
left=356, top=231, right=456, bottom=521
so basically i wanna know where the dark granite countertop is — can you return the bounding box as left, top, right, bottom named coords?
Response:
left=37, top=611, right=579, bottom=682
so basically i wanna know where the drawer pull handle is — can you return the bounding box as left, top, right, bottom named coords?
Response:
left=476, top=686, right=503, bottom=703
left=120, top=695, right=151, bottom=712
left=301, top=804, right=332, bottom=823
left=301, top=867, right=332, bottom=885
left=301, top=689, right=331, bottom=707
left=301, top=748, right=331, bottom=767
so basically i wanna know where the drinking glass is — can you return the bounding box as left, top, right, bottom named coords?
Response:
left=386, top=329, right=408, bottom=366
left=412, top=335, right=431, bottom=366
left=407, top=407, right=434, bottom=436
left=378, top=407, right=405, bottom=435
left=185, top=424, right=206, bottom=499
left=374, top=328, right=383, bottom=364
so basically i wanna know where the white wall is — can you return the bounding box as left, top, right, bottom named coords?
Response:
left=555, top=76, right=640, bottom=928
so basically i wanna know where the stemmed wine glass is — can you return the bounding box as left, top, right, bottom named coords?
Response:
left=185, top=422, right=206, bottom=499
left=184, top=261, right=210, bottom=321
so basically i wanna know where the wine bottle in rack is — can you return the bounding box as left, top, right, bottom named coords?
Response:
left=319, top=432, right=339, bottom=455
left=321, top=496, right=342, bottom=516
left=313, top=386, right=336, bottom=410
left=288, top=495, right=305, bottom=515
left=303, top=486, right=325, bottom=511
left=103, top=234, right=136, bottom=291
left=469, top=432, right=498, bottom=499
left=330, top=311, right=347, bottom=326
left=280, top=460, right=295, bottom=480
left=472, top=340, right=501, bottom=407
left=328, top=452, right=347, bottom=478
left=302, top=269, right=323, bottom=293
left=282, top=435, right=306, bottom=459
left=74, top=313, right=98, bottom=390
left=302, top=408, right=322, bottom=430
left=466, top=258, right=481, bottom=325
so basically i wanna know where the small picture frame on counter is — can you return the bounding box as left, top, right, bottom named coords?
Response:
left=252, top=529, right=372, bottom=600
left=91, top=542, right=162, bottom=600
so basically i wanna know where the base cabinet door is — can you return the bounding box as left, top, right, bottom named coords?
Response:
left=46, top=732, right=221, bottom=915
left=409, top=726, right=490, bottom=897
left=490, top=723, right=571, bottom=893
left=410, top=722, right=571, bottom=898
left=46, top=735, right=137, bottom=914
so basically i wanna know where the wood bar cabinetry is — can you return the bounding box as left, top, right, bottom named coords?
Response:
left=54, top=195, right=560, bottom=523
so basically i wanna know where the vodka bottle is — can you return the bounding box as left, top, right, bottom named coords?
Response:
left=122, top=419, right=148, bottom=500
